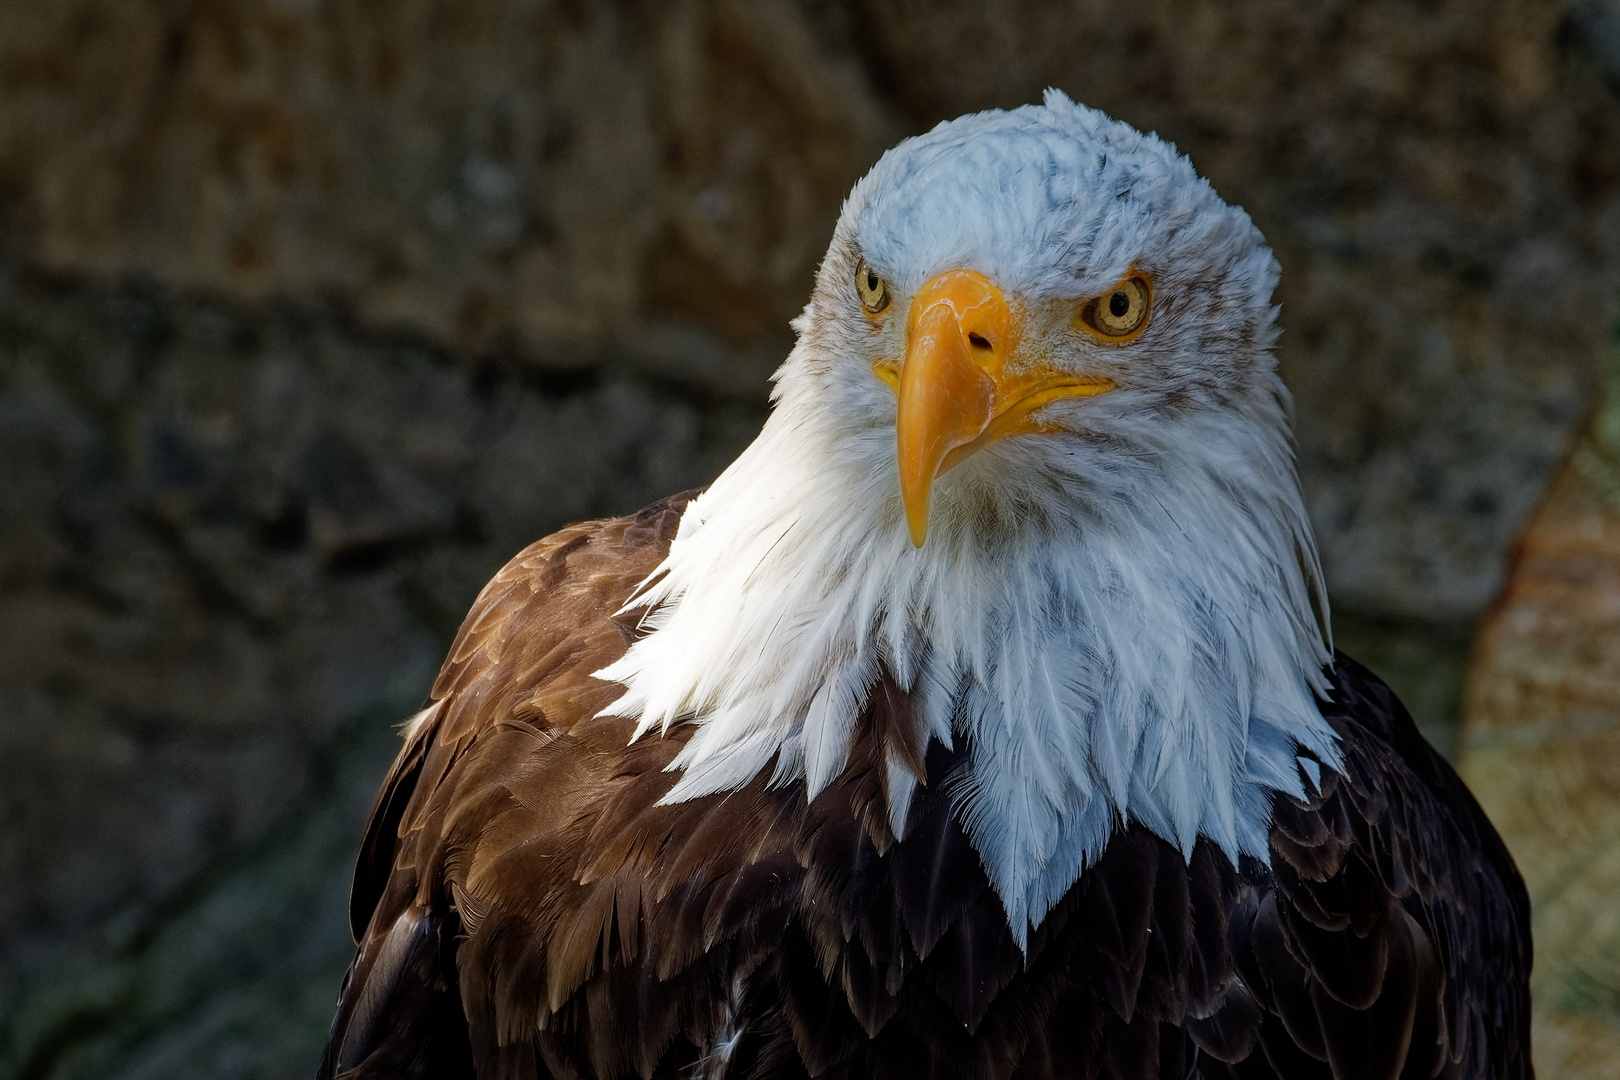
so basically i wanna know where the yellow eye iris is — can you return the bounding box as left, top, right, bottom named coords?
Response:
left=856, top=259, right=890, bottom=313
left=1080, top=274, right=1151, bottom=341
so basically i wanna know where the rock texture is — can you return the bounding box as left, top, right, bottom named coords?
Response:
left=1462, top=353, right=1620, bottom=1079
left=0, top=0, right=896, bottom=396
left=0, top=1, right=1618, bottom=1076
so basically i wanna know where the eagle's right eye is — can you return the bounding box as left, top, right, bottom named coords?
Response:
left=856, top=260, right=890, bottom=314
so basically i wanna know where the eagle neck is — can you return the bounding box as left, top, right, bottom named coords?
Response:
left=595, top=396, right=1339, bottom=946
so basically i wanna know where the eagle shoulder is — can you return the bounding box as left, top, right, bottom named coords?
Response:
left=322, top=492, right=702, bottom=1079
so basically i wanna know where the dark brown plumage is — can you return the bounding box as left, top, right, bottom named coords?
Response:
left=316, top=495, right=1531, bottom=1080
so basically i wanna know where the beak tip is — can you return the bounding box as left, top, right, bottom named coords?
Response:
left=906, top=511, right=929, bottom=548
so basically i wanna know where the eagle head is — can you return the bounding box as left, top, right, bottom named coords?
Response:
left=784, top=88, right=1285, bottom=552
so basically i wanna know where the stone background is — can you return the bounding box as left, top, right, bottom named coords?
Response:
left=1462, top=350, right=1620, bottom=1077
left=0, top=1, right=1617, bottom=1076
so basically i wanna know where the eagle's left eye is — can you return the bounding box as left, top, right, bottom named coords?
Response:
left=1080, top=274, right=1152, bottom=341
left=856, top=260, right=890, bottom=313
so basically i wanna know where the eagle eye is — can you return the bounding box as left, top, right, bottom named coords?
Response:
left=1081, top=274, right=1151, bottom=341
left=855, top=259, right=890, bottom=313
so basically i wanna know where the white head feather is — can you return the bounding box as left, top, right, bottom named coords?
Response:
left=596, top=91, right=1339, bottom=946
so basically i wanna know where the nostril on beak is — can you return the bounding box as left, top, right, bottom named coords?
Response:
left=967, top=332, right=992, bottom=351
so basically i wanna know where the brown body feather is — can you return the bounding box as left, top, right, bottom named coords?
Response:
left=317, top=496, right=1531, bottom=1080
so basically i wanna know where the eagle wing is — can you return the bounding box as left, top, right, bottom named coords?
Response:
left=1193, top=653, right=1533, bottom=1080
left=317, top=495, right=1531, bottom=1080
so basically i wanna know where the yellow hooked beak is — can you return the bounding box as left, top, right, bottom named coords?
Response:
left=874, top=269, right=1116, bottom=546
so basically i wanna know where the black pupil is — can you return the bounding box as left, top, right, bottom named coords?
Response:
left=1109, top=291, right=1131, bottom=318
left=867, top=273, right=879, bottom=292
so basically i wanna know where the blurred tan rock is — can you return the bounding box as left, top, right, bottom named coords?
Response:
left=1462, top=353, right=1620, bottom=1078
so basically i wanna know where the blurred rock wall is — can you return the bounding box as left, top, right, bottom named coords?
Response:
left=6, top=0, right=1618, bottom=616
left=1, top=1, right=1618, bottom=1076
left=0, top=263, right=765, bottom=1076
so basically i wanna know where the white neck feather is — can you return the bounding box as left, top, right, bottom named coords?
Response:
left=596, top=357, right=1339, bottom=947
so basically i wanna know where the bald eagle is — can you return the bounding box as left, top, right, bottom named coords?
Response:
left=317, top=93, right=1530, bottom=1080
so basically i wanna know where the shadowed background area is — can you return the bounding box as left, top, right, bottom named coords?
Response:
left=1, top=1, right=1618, bottom=1076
